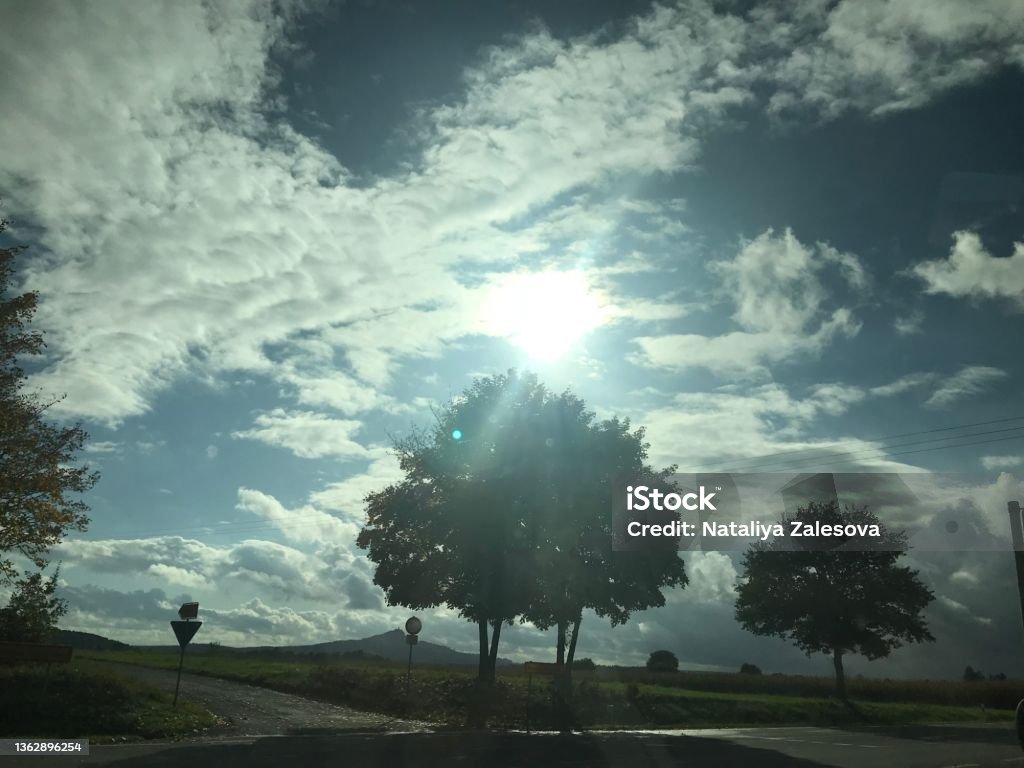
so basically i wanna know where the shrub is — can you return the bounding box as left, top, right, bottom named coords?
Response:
left=573, top=658, right=597, bottom=671
left=740, top=663, right=762, bottom=675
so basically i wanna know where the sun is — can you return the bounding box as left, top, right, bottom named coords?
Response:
left=484, top=270, right=608, bottom=361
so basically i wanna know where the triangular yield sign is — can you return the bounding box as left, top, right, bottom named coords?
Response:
left=171, top=620, right=202, bottom=648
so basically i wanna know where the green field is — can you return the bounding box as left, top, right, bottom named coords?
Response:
left=80, top=648, right=1019, bottom=730
left=0, top=658, right=218, bottom=743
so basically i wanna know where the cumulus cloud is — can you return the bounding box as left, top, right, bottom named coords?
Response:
left=981, top=455, right=1024, bottom=470
left=54, top=535, right=379, bottom=605
left=231, top=409, right=369, bottom=459
left=632, top=229, right=864, bottom=375
left=912, top=231, right=1024, bottom=310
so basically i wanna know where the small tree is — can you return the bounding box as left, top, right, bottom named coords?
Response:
left=735, top=501, right=934, bottom=700
left=740, top=663, right=762, bottom=675
left=0, top=566, right=66, bottom=642
left=1, top=218, right=97, bottom=585
left=646, top=649, right=679, bottom=672
left=963, top=666, right=984, bottom=682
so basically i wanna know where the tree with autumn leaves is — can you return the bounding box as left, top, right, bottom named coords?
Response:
left=0, top=217, right=97, bottom=639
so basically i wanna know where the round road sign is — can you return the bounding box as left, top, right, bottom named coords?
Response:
left=405, top=616, right=422, bottom=635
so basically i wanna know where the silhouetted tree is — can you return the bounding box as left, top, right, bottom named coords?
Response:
left=963, top=666, right=984, bottom=682
left=646, top=649, right=679, bottom=672
left=358, top=370, right=686, bottom=727
left=735, top=501, right=934, bottom=700
left=1, top=218, right=97, bottom=585
left=740, top=662, right=762, bottom=675
left=0, top=566, right=66, bottom=642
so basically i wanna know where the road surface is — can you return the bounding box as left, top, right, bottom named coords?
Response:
left=87, top=659, right=429, bottom=737
left=10, top=662, right=1023, bottom=767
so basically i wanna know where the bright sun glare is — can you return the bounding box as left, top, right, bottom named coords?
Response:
left=485, top=271, right=608, bottom=361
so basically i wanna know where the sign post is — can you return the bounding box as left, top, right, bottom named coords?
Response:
left=404, top=616, right=422, bottom=701
left=170, top=602, right=201, bottom=707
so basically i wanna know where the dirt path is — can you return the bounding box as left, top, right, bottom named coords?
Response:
left=95, top=660, right=431, bottom=738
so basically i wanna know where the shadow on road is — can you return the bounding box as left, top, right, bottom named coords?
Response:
left=99, top=731, right=831, bottom=768
left=834, top=722, right=1017, bottom=745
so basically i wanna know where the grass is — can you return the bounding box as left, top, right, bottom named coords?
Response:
left=0, top=658, right=218, bottom=744
left=79, top=648, right=1018, bottom=731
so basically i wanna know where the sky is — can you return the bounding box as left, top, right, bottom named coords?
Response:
left=1, top=0, right=1024, bottom=680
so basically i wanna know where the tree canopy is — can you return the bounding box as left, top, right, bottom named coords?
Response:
left=1, top=218, right=97, bottom=586
left=357, top=370, right=687, bottom=710
left=735, top=500, right=934, bottom=698
left=0, top=566, right=66, bottom=643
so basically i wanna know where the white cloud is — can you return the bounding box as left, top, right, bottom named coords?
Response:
left=762, top=0, right=1024, bottom=119
left=236, top=487, right=357, bottom=544
left=83, top=441, right=121, bottom=454
left=632, top=229, right=864, bottom=374
left=893, top=311, right=924, bottom=336
left=981, top=455, right=1024, bottom=470
left=2, top=1, right=754, bottom=427
left=231, top=409, right=368, bottom=459
left=205, top=444, right=219, bottom=459
left=923, top=366, right=1008, bottom=409
left=912, top=231, right=1024, bottom=310
left=56, top=533, right=381, bottom=607
left=869, top=372, right=936, bottom=398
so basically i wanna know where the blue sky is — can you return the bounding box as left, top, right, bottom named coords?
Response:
left=2, top=0, right=1024, bottom=678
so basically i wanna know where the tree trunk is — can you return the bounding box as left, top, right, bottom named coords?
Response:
left=487, top=618, right=502, bottom=680
left=565, top=613, right=583, bottom=679
left=833, top=646, right=847, bottom=701
left=556, top=619, right=567, bottom=666
left=478, top=619, right=489, bottom=680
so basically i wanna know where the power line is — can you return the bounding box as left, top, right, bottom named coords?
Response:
left=712, top=425, right=1024, bottom=473
left=711, top=414, right=1024, bottom=470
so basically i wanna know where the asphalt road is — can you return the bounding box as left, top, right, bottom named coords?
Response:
left=9, top=662, right=1024, bottom=768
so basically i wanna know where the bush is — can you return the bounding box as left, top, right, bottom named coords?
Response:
left=646, top=650, right=679, bottom=673
left=740, top=663, right=762, bottom=675
left=573, top=658, right=596, bottom=671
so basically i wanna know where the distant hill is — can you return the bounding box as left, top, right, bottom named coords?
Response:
left=258, top=629, right=515, bottom=667
left=52, top=629, right=130, bottom=650
left=143, top=628, right=514, bottom=666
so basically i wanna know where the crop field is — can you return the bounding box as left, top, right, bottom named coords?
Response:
left=80, top=648, right=1020, bottom=730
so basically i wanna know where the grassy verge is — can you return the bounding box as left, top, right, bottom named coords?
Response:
left=80, top=649, right=1014, bottom=731
left=0, top=658, right=218, bottom=744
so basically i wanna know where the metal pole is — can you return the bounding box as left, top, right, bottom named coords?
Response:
left=406, top=642, right=413, bottom=695
left=1009, top=502, right=1024, bottom=635
left=173, top=643, right=186, bottom=707
left=526, top=672, right=532, bottom=733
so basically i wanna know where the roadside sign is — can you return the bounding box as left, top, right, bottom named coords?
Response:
left=405, top=616, right=422, bottom=635
left=178, top=602, right=199, bottom=620
left=171, top=620, right=202, bottom=648
left=405, top=633, right=418, bottom=645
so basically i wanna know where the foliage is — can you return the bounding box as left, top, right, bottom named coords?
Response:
left=0, top=218, right=97, bottom=585
left=357, top=370, right=687, bottom=700
left=0, top=565, right=66, bottom=642
left=573, top=657, right=597, bottom=670
left=964, top=666, right=984, bottom=682
left=0, top=660, right=215, bottom=741
left=740, top=663, right=762, bottom=675
left=646, top=650, right=679, bottom=673
left=735, top=501, right=934, bottom=699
